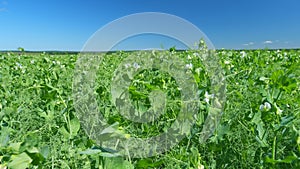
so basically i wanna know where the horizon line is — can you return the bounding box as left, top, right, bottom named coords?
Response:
left=1, top=47, right=300, bottom=53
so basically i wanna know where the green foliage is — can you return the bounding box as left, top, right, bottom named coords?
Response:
left=0, top=49, right=299, bottom=168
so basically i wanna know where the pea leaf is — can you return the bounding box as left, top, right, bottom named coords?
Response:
left=8, top=152, right=32, bottom=169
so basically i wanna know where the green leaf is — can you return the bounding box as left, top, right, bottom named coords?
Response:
left=265, top=155, right=298, bottom=164
left=9, top=142, right=22, bottom=152
left=100, top=152, right=121, bottom=158
left=275, top=115, right=295, bottom=130
left=279, top=156, right=298, bottom=163
left=40, top=146, right=50, bottom=159
left=136, top=158, right=163, bottom=168
left=100, top=122, right=119, bottom=135
left=0, top=127, right=10, bottom=147
left=59, top=126, right=70, bottom=139
left=26, top=147, right=39, bottom=154
left=69, top=117, right=80, bottom=137
left=251, top=112, right=269, bottom=147
left=8, top=152, right=32, bottom=169
left=79, top=149, right=102, bottom=155
left=104, top=157, right=134, bottom=169
left=251, top=112, right=262, bottom=125
left=216, top=124, right=231, bottom=140
left=79, top=148, right=121, bottom=157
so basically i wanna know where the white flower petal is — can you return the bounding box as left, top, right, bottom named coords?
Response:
left=259, top=104, right=264, bottom=111
left=264, top=102, right=271, bottom=110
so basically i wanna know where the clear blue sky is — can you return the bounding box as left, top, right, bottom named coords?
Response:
left=0, top=0, right=299, bottom=51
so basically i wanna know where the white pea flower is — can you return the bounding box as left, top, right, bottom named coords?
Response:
left=30, top=60, right=35, bottom=64
left=195, top=68, right=202, bottom=75
left=260, top=102, right=271, bottom=111
left=240, top=51, right=247, bottom=58
left=124, top=63, right=131, bottom=69
left=204, top=91, right=214, bottom=104
left=198, top=164, right=204, bottom=169
left=193, top=52, right=199, bottom=57
left=265, top=102, right=271, bottom=109
left=204, top=97, right=210, bottom=104
left=224, top=60, right=230, bottom=65
left=187, top=55, right=192, bottom=60
left=16, top=62, right=22, bottom=69
left=133, top=62, right=140, bottom=69
left=185, top=63, right=193, bottom=70
left=15, top=62, right=26, bottom=73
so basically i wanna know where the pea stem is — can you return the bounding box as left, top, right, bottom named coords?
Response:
left=272, top=135, right=277, bottom=163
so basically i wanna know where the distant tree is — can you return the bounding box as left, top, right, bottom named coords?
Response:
left=18, top=47, right=25, bottom=52
left=169, top=46, right=176, bottom=52
left=17, top=47, right=25, bottom=55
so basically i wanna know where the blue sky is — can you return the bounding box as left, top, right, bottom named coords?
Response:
left=0, top=0, right=299, bottom=51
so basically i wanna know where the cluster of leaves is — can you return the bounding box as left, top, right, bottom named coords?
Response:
left=0, top=53, right=102, bottom=168
left=206, top=49, right=300, bottom=168
left=0, top=48, right=299, bottom=168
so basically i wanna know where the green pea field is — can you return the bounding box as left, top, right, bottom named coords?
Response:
left=0, top=48, right=299, bottom=168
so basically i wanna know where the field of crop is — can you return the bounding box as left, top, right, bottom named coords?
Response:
left=0, top=49, right=299, bottom=168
